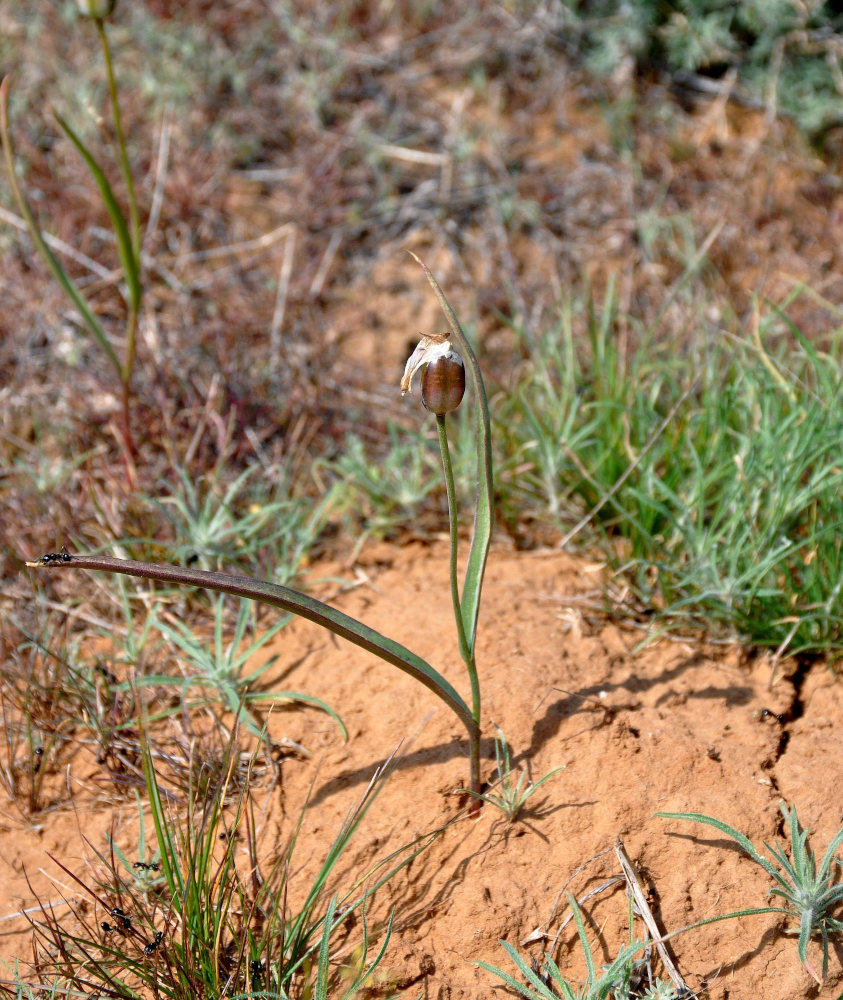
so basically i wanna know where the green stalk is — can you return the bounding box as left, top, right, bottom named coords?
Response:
left=436, top=414, right=470, bottom=664
left=96, top=17, right=141, bottom=262
left=436, top=412, right=482, bottom=800
left=411, top=256, right=492, bottom=799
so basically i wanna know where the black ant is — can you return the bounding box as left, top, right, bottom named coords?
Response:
left=144, top=931, right=163, bottom=956
left=41, top=548, right=72, bottom=565
left=95, top=662, right=118, bottom=685
left=110, top=906, right=132, bottom=931
left=760, top=708, right=785, bottom=724
left=133, top=861, right=160, bottom=872
left=249, top=959, right=264, bottom=985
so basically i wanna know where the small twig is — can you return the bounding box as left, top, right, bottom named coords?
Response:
left=308, top=228, right=341, bottom=299
left=615, top=838, right=690, bottom=995
left=0, top=205, right=112, bottom=280
left=167, top=221, right=294, bottom=266
left=270, top=226, right=297, bottom=368
left=143, top=108, right=172, bottom=254
left=521, top=844, right=616, bottom=946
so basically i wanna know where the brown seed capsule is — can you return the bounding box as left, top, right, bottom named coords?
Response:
left=421, top=351, right=465, bottom=414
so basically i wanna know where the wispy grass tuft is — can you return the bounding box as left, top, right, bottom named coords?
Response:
left=10, top=732, right=414, bottom=1000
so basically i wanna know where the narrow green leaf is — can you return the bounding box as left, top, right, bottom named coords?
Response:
left=32, top=552, right=478, bottom=742
left=568, top=892, right=597, bottom=985
left=656, top=811, right=779, bottom=879
left=314, top=895, right=337, bottom=1000
left=54, top=109, right=141, bottom=314
left=245, top=690, right=348, bottom=740
left=140, top=728, right=184, bottom=897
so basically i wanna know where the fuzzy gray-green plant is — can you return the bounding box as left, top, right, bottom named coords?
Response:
left=657, top=801, right=843, bottom=984
left=559, top=0, right=843, bottom=140
left=477, top=892, right=652, bottom=1000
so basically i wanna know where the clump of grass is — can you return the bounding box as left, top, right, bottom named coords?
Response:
left=657, top=801, right=843, bottom=984
left=12, top=732, right=415, bottom=1000
left=500, top=288, right=843, bottom=656
left=148, top=461, right=333, bottom=583
left=556, top=0, right=843, bottom=142
left=323, top=423, right=445, bottom=545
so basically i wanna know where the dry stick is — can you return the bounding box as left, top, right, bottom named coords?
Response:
left=269, top=226, right=297, bottom=369
left=143, top=109, right=172, bottom=254
left=308, top=228, right=342, bottom=299
left=0, top=206, right=112, bottom=280
left=615, top=839, right=691, bottom=995
left=521, top=844, right=617, bottom=946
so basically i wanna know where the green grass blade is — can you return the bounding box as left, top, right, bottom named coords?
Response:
left=656, top=811, right=780, bottom=879
left=245, top=690, right=348, bottom=739
left=314, top=895, right=337, bottom=1000
left=568, top=893, right=597, bottom=985
left=140, top=728, right=184, bottom=898
left=53, top=109, right=141, bottom=314
left=477, top=941, right=556, bottom=1000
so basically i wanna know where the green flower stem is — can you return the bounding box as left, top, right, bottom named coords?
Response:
left=436, top=413, right=482, bottom=798
left=436, top=414, right=481, bottom=727
left=436, top=414, right=469, bottom=663
left=96, top=17, right=141, bottom=263
left=411, top=255, right=492, bottom=804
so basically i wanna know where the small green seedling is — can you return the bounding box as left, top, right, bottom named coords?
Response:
left=463, top=724, right=565, bottom=823
left=26, top=258, right=493, bottom=796
left=657, top=801, right=843, bottom=984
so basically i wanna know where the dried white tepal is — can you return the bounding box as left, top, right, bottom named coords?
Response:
left=76, top=0, right=116, bottom=17
left=401, top=333, right=466, bottom=415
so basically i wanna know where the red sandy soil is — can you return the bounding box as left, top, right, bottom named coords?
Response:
left=2, top=541, right=841, bottom=999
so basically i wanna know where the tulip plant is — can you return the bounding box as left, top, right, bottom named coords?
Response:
left=27, top=257, right=493, bottom=797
